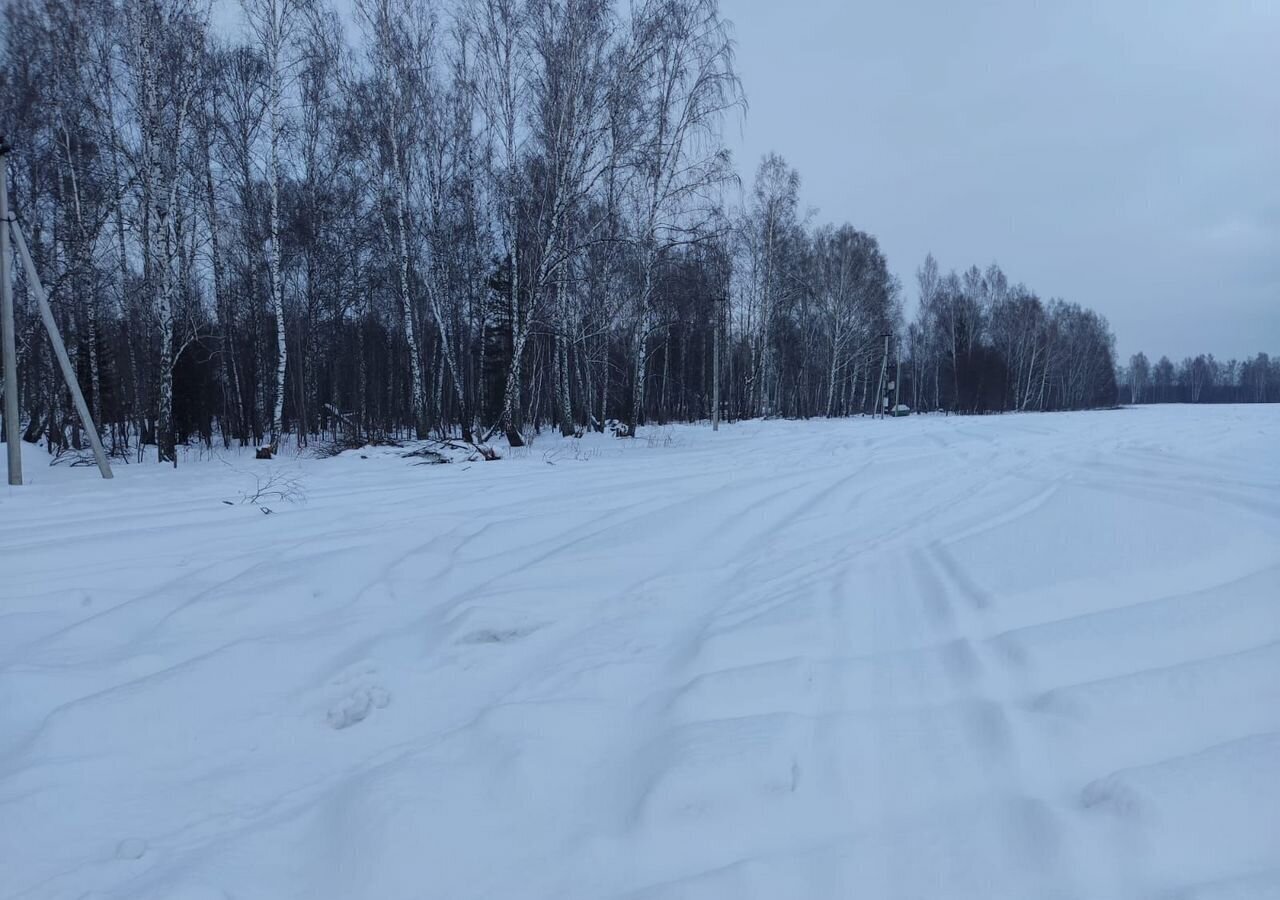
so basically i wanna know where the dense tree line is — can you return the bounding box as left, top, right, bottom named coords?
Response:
left=1, top=0, right=1124, bottom=465
left=1121, top=351, right=1279, bottom=405
left=901, top=254, right=1118, bottom=414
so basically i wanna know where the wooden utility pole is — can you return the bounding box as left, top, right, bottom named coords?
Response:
left=0, top=138, right=111, bottom=481
left=1, top=137, right=21, bottom=485
left=894, top=341, right=902, bottom=415
left=10, top=219, right=112, bottom=478
left=874, top=332, right=890, bottom=419
left=712, top=296, right=724, bottom=431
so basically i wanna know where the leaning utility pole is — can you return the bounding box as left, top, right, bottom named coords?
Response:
left=1, top=136, right=21, bottom=485
left=11, top=221, right=113, bottom=478
left=0, top=136, right=112, bottom=482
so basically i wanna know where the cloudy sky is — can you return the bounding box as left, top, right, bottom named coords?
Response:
left=719, top=0, right=1280, bottom=361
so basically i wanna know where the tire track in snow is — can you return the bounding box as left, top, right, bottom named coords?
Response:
left=5, top=409, right=1279, bottom=900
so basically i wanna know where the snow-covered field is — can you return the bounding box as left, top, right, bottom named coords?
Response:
left=2, top=406, right=1278, bottom=900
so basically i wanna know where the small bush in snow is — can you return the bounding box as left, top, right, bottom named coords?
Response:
left=232, top=469, right=307, bottom=513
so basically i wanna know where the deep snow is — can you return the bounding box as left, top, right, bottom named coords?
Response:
left=1, top=406, right=1278, bottom=900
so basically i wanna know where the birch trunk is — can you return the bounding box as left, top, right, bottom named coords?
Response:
left=266, top=2, right=288, bottom=450
left=392, top=184, right=427, bottom=437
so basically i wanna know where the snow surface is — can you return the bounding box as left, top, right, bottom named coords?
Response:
left=2, top=406, right=1278, bottom=900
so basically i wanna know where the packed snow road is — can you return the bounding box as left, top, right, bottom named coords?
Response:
left=2, top=406, right=1278, bottom=900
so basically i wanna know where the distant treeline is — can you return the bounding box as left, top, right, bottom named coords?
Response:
left=898, top=254, right=1117, bottom=415
left=1, top=0, right=1122, bottom=464
left=1122, top=352, right=1279, bottom=405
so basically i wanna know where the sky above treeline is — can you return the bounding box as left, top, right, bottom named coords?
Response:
left=214, top=0, right=1279, bottom=362
left=720, top=0, right=1280, bottom=361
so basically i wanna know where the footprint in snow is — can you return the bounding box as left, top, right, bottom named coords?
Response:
left=1080, top=774, right=1141, bottom=817
left=115, top=838, right=147, bottom=860
left=447, top=605, right=547, bottom=647
left=323, top=666, right=391, bottom=730
left=327, top=684, right=391, bottom=730
left=456, top=624, right=542, bottom=645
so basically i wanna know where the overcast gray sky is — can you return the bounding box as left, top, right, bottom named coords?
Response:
left=719, top=0, right=1280, bottom=361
